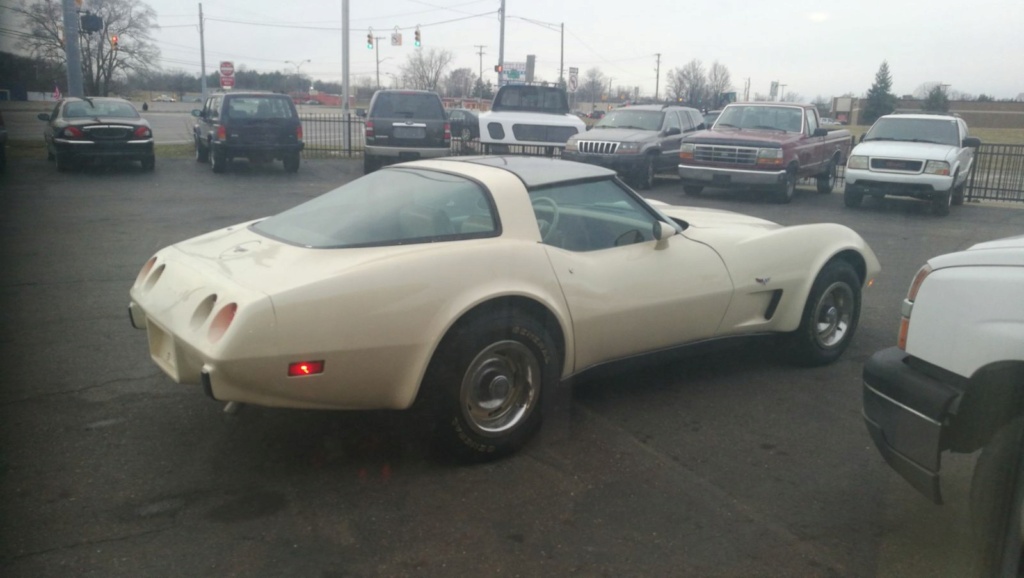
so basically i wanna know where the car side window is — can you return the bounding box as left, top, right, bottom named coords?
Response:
left=666, top=112, right=683, bottom=133
left=50, top=103, right=61, bottom=120
left=805, top=110, right=818, bottom=135
left=531, top=179, right=659, bottom=252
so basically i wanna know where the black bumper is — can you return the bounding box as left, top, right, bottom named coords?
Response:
left=55, top=140, right=154, bottom=161
left=561, top=152, right=644, bottom=174
left=846, top=181, right=942, bottom=200
left=214, top=142, right=304, bottom=158
left=862, top=347, right=964, bottom=504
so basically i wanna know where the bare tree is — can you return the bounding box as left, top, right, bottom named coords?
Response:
left=913, top=81, right=942, bottom=99
left=15, top=0, right=160, bottom=96
left=443, top=67, right=477, bottom=99
left=400, top=48, right=454, bottom=92
left=811, top=95, right=831, bottom=117
left=666, top=68, right=686, bottom=102
left=780, top=91, right=804, bottom=103
left=706, top=61, right=732, bottom=106
left=677, top=59, right=707, bottom=106
left=580, top=67, right=606, bottom=106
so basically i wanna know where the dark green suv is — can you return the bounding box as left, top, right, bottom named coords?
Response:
left=363, top=90, right=450, bottom=173
left=192, top=92, right=304, bottom=173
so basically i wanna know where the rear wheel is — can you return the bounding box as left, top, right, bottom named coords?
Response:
left=682, top=184, right=703, bottom=196
left=970, top=417, right=1024, bottom=577
left=195, top=137, right=209, bottom=163
left=816, top=159, right=837, bottom=194
left=210, top=148, right=227, bottom=173
left=283, top=152, right=300, bottom=173
left=773, top=169, right=797, bottom=204
left=424, top=309, right=558, bottom=462
left=787, top=259, right=861, bottom=366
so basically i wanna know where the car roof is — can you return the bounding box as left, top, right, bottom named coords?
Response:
left=620, top=104, right=697, bottom=112
left=443, top=156, right=617, bottom=188
left=880, top=113, right=959, bottom=121
left=63, top=96, right=131, bottom=102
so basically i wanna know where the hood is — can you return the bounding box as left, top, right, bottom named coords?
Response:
left=574, top=127, right=655, bottom=142
left=929, top=234, right=1024, bottom=270
left=851, top=140, right=958, bottom=161
left=657, top=205, right=782, bottom=247
left=683, top=127, right=797, bottom=147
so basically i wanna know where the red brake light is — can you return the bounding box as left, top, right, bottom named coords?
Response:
left=133, top=126, right=151, bottom=138
left=444, top=122, right=451, bottom=144
left=216, top=125, right=226, bottom=140
left=63, top=126, right=84, bottom=138
left=296, top=125, right=303, bottom=141
left=207, top=303, right=237, bottom=343
left=365, top=120, right=374, bottom=138
left=288, top=361, right=325, bottom=377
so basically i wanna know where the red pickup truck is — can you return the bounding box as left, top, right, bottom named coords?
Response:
left=678, top=103, right=852, bottom=203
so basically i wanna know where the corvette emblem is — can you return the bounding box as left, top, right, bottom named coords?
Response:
left=755, top=277, right=771, bottom=286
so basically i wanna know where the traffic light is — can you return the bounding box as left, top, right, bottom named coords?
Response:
left=366, top=33, right=373, bottom=49
left=494, top=64, right=503, bottom=73
left=110, top=35, right=118, bottom=50
left=414, top=27, right=421, bottom=47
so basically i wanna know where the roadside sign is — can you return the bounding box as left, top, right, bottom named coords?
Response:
left=500, top=62, right=527, bottom=86
left=568, top=68, right=579, bottom=93
left=220, top=75, right=235, bottom=89
left=391, top=32, right=402, bottom=46
left=219, top=61, right=234, bottom=77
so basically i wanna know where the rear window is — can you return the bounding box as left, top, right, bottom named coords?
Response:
left=64, top=100, right=139, bottom=118
left=492, top=86, right=570, bottom=115
left=225, top=97, right=295, bottom=120
left=370, top=93, right=445, bottom=120
left=252, top=168, right=497, bottom=248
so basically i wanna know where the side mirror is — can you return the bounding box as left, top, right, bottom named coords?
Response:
left=963, top=137, right=981, bottom=148
left=812, top=127, right=828, bottom=137
left=37, top=113, right=50, bottom=121
left=191, top=109, right=202, bottom=118
left=653, top=220, right=676, bottom=242
left=664, top=127, right=681, bottom=136
left=355, top=108, right=366, bottom=118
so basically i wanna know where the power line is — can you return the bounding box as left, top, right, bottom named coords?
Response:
left=204, top=10, right=496, bottom=33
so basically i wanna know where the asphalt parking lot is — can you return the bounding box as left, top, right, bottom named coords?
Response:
left=2, top=156, right=1023, bottom=577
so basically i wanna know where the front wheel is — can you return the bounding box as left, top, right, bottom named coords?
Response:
left=787, top=259, right=861, bottom=366
left=210, top=148, right=227, bottom=173
left=773, top=169, right=796, bottom=204
left=816, top=160, right=837, bottom=194
left=195, top=137, right=209, bottom=163
left=424, top=309, right=559, bottom=462
left=636, top=154, right=656, bottom=190
left=970, top=417, right=1024, bottom=577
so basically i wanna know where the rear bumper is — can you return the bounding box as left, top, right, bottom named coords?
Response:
left=678, top=164, right=787, bottom=188
left=365, top=145, right=450, bottom=159
left=213, top=141, right=304, bottom=157
left=54, top=139, right=153, bottom=159
left=862, top=346, right=964, bottom=504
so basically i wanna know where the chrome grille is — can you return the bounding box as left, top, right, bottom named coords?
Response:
left=511, top=124, right=578, bottom=143
left=82, top=125, right=133, bottom=140
left=694, top=144, right=758, bottom=165
left=576, top=141, right=619, bottom=154
left=870, top=158, right=923, bottom=172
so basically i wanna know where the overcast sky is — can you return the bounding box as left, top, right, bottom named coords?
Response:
left=7, top=0, right=1024, bottom=99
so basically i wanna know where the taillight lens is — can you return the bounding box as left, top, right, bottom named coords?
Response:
left=444, top=122, right=451, bottom=144
left=63, top=126, right=84, bottom=138
left=897, top=264, right=933, bottom=350
left=133, top=126, right=152, bottom=138
left=288, top=361, right=325, bottom=377
left=296, top=124, right=303, bottom=141
left=216, top=125, right=226, bottom=140
left=365, top=120, right=374, bottom=139
left=207, top=303, right=237, bottom=343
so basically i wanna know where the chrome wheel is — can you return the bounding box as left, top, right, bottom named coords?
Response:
left=812, top=281, right=854, bottom=348
left=460, top=340, right=540, bottom=436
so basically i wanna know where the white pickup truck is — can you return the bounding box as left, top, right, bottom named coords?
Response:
left=844, top=113, right=981, bottom=216
left=478, top=84, right=585, bottom=155
left=862, top=235, right=1024, bottom=574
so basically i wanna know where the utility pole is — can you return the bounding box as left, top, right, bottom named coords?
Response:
left=61, top=0, right=84, bottom=96
left=341, top=0, right=350, bottom=151
left=559, top=23, right=564, bottom=87
left=475, top=45, right=486, bottom=98
left=199, top=3, right=207, bottom=99
left=779, top=83, right=787, bottom=101
left=374, top=36, right=385, bottom=89
left=654, top=53, right=661, bottom=101
left=497, top=0, right=505, bottom=86
left=743, top=77, right=750, bottom=102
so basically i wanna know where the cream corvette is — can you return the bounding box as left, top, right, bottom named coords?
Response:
left=129, top=157, right=880, bottom=460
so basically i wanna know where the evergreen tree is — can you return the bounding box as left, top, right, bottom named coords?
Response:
left=862, top=61, right=897, bottom=125
left=922, top=85, right=951, bottom=113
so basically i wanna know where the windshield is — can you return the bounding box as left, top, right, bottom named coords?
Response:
left=63, top=100, right=139, bottom=118
left=864, top=117, right=960, bottom=146
left=714, top=105, right=804, bottom=132
left=491, top=85, right=570, bottom=114
left=253, top=168, right=496, bottom=248
left=593, top=110, right=664, bottom=131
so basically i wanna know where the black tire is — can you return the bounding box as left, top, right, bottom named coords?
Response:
left=636, top=154, right=656, bottom=190
left=682, top=184, right=703, bottom=196
left=283, top=152, right=300, bottom=173
left=195, top=137, right=209, bottom=163
left=773, top=169, right=797, bottom=204
left=970, top=417, right=1024, bottom=577
left=424, top=308, right=559, bottom=462
left=844, top=188, right=863, bottom=208
left=932, top=190, right=951, bottom=216
left=211, top=148, right=227, bottom=174
left=141, top=155, right=155, bottom=172
left=55, top=153, right=74, bottom=173
left=787, top=259, right=861, bottom=366
left=952, top=172, right=966, bottom=206
left=816, top=159, right=837, bottom=194
left=363, top=155, right=379, bottom=174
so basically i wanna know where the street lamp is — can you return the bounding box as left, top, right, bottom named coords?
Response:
left=386, top=72, right=400, bottom=89
left=285, top=59, right=311, bottom=94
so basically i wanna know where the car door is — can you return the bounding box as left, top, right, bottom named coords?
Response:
left=531, top=179, right=733, bottom=372
left=656, top=111, right=685, bottom=172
